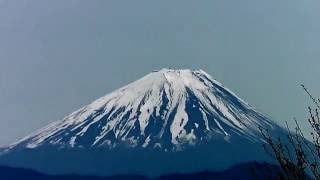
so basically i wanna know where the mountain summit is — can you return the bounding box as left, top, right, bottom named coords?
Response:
left=0, top=69, right=285, bottom=176
left=8, top=69, right=275, bottom=152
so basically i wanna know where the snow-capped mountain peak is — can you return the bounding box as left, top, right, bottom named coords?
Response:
left=8, top=69, right=275, bottom=151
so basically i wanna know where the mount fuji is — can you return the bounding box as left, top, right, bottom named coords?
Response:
left=0, top=69, right=286, bottom=176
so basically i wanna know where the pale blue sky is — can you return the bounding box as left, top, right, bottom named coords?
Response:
left=0, top=0, right=320, bottom=146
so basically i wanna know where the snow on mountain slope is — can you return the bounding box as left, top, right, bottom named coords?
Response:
left=7, top=69, right=277, bottom=152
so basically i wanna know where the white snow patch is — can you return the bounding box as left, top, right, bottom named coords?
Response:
left=142, top=136, right=151, bottom=148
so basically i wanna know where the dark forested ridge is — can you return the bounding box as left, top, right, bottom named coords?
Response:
left=0, top=161, right=283, bottom=180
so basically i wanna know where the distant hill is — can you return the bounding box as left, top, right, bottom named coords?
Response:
left=0, top=162, right=283, bottom=180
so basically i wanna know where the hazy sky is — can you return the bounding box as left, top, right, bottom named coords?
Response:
left=0, top=0, right=320, bottom=146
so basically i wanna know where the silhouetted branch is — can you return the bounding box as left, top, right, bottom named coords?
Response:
left=261, top=85, right=320, bottom=179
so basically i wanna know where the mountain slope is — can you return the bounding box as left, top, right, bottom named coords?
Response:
left=6, top=69, right=276, bottom=152
left=0, top=69, right=286, bottom=176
